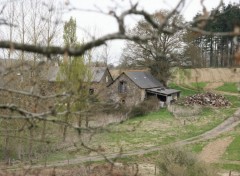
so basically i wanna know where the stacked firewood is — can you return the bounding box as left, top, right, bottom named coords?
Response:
left=184, top=92, right=231, bottom=107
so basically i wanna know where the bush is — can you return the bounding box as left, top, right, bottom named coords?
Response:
left=101, top=102, right=130, bottom=115
left=156, top=147, right=217, bottom=176
left=129, top=97, right=159, bottom=118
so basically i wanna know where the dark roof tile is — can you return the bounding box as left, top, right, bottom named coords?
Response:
left=125, top=71, right=163, bottom=89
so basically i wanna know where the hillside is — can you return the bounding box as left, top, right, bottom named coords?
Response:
left=173, top=68, right=240, bottom=84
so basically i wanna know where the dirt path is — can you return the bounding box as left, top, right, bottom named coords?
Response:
left=204, top=82, right=224, bottom=90
left=198, top=136, right=234, bottom=163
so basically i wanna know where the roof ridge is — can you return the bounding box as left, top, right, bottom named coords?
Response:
left=126, top=70, right=149, bottom=72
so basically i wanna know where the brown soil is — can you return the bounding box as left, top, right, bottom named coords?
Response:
left=198, top=136, right=234, bottom=163
left=188, top=68, right=240, bottom=83
left=219, top=171, right=240, bottom=176
left=204, top=82, right=224, bottom=90
left=173, top=68, right=240, bottom=83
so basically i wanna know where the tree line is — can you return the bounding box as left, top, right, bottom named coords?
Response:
left=186, top=3, right=240, bottom=67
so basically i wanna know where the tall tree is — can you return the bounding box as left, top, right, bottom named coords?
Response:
left=120, top=10, right=185, bottom=86
left=60, top=17, right=91, bottom=141
left=63, top=17, right=77, bottom=48
left=189, top=3, right=240, bottom=67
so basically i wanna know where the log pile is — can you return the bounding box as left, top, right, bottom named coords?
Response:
left=184, top=92, right=231, bottom=107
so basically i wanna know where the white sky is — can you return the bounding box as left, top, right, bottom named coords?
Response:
left=63, top=0, right=239, bottom=65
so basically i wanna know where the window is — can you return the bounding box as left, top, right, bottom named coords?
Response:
left=89, top=88, right=94, bottom=95
left=106, top=76, right=108, bottom=83
left=118, top=81, right=127, bottom=93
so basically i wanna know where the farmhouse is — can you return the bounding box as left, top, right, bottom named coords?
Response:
left=107, top=71, right=180, bottom=106
left=88, top=67, right=113, bottom=97
left=45, top=65, right=113, bottom=97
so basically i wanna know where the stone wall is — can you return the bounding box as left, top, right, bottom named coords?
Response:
left=108, top=73, right=145, bottom=106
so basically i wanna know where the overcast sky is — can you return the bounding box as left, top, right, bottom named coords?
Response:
left=64, top=0, right=239, bottom=65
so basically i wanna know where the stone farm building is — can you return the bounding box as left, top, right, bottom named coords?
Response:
left=107, top=71, right=180, bottom=106
left=45, top=66, right=113, bottom=98
left=88, top=67, right=113, bottom=98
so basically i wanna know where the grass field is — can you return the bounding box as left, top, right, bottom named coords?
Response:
left=168, top=83, right=200, bottom=97
left=89, top=105, right=232, bottom=153
left=216, top=82, right=239, bottom=93
left=191, top=82, right=207, bottom=90
left=216, top=163, right=240, bottom=172
left=42, top=83, right=240, bottom=171
left=224, top=135, right=240, bottom=161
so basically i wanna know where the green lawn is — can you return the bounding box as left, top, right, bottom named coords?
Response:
left=191, top=82, right=207, bottom=90
left=89, top=92, right=240, bottom=154
left=168, top=83, right=200, bottom=97
left=224, top=135, right=240, bottom=161
left=225, top=95, right=240, bottom=108
left=189, top=142, right=207, bottom=153
left=216, top=82, right=239, bottom=93
left=215, top=163, right=240, bottom=172
left=89, top=106, right=232, bottom=153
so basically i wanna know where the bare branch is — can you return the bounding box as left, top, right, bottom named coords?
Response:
left=0, top=87, right=69, bottom=99
left=0, top=32, right=152, bottom=56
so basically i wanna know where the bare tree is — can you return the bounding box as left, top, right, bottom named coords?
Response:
left=120, top=10, right=185, bottom=86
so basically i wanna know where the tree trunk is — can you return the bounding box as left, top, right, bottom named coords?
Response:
left=41, top=121, right=47, bottom=141
left=28, top=129, right=33, bottom=164
left=78, top=115, right=82, bottom=135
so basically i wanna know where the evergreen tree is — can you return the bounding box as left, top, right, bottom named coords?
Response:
left=188, top=3, right=240, bottom=67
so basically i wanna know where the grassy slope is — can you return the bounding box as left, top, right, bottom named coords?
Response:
left=90, top=84, right=239, bottom=157
left=168, top=83, right=200, bottom=97
left=224, top=135, right=240, bottom=161
left=191, top=82, right=208, bottom=90
left=222, top=123, right=240, bottom=161
left=44, top=83, right=240, bottom=168
left=90, top=106, right=231, bottom=153
left=86, top=84, right=239, bottom=151
left=216, top=82, right=239, bottom=93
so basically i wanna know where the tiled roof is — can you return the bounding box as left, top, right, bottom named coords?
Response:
left=45, top=66, right=108, bottom=82
left=125, top=71, right=163, bottom=89
left=90, top=67, right=107, bottom=82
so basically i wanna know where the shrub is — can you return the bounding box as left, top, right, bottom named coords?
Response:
left=129, top=97, right=159, bottom=118
left=156, top=147, right=217, bottom=176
